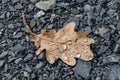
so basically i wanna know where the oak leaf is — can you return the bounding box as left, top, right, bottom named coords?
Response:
left=22, top=12, right=94, bottom=66
left=32, top=22, right=94, bottom=66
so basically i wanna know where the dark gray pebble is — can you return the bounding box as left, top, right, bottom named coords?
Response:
left=46, top=24, right=53, bottom=30
left=84, top=4, right=92, bottom=11
left=9, top=6, right=16, bottom=11
left=73, top=60, right=91, bottom=79
left=84, top=26, right=91, bottom=33
left=28, top=4, right=34, bottom=12
left=12, top=0, right=19, bottom=4
left=0, top=23, right=4, bottom=29
left=10, top=44, right=25, bottom=52
left=117, top=22, right=120, bottom=30
left=24, top=54, right=33, bottom=62
left=0, top=51, right=8, bottom=59
left=71, top=8, right=80, bottom=14
left=35, top=62, right=44, bottom=69
left=76, top=0, right=85, bottom=3
left=103, top=32, right=110, bottom=40
left=15, top=58, right=23, bottom=64
left=24, top=66, right=32, bottom=72
left=30, top=0, right=37, bottom=3
left=97, top=45, right=108, bottom=55
left=6, top=12, right=11, bottom=18
left=2, top=0, right=8, bottom=3
left=100, top=8, right=105, bottom=16
left=107, top=9, right=116, bottom=16
left=114, top=43, right=120, bottom=52
left=38, top=52, right=45, bottom=60
left=103, top=54, right=120, bottom=64
left=107, top=1, right=118, bottom=9
left=8, top=24, right=14, bottom=29
left=105, top=65, right=120, bottom=80
left=13, top=32, right=23, bottom=38
left=14, top=3, right=23, bottom=10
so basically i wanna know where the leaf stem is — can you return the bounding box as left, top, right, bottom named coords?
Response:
left=21, top=12, right=35, bottom=36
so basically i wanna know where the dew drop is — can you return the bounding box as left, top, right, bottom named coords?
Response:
left=84, top=39, right=88, bottom=42
left=75, top=54, right=80, bottom=58
left=62, top=44, right=67, bottom=50
left=67, top=41, right=72, bottom=45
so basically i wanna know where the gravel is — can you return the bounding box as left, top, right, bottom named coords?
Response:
left=73, top=60, right=91, bottom=79
left=0, top=0, right=120, bottom=80
left=0, top=60, right=4, bottom=68
left=35, top=0, right=56, bottom=11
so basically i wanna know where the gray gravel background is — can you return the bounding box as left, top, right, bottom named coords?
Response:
left=0, top=0, right=120, bottom=80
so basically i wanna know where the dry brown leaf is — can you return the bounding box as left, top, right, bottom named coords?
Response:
left=22, top=12, right=94, bottom=66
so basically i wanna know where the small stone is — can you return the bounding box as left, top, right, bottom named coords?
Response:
left=71, top=8, right=80, bottom=14
left=12, top=0, right=19, bottom=4
left=15, top=58, right=23, bottom=64
left=107, top=9, right=116, bottom=16
left=46, top=24, right=53, bottom=30
left=2, top=0, right=7, bottom=3
left=0, top=51, right=8, bottom=59
left=31, top=73, right=36, bottom=78
left=9, top=6, right=16, bottom=11
left=23, top=71, right=29, bottom=77
left=98, top=27, right=109, bottom=38
left=0, top=60, right=5, bottom=68
left=35, top=0, right=56, bottom=11
left=14, top=3, right=23, bottom=9
left=0, top=13, right=5, bottom=19
left=85, top=26, right=91, bottom=33
left=103, top=54, right=120, bottom=64
left=103, top=32, right=110, bottom=40
left=38, top=52, right=45, bottom=60
left=107, top=1, right=118, bottom=9
left=13, top=32, right=23, bottom=38
left=35, top=62, right=44, bottom=69
left=105, top=65, right=120, bottom=80
left=96, top=16, right=102, bottom=22
left=114, top=44, right=120, bottom=52
left=24, top=66, right=32, bottom=72
left=6, top=12, right=11, bottom=18
left=50, top=14, right=56, bottom=23
left=74, top=14, right=83, bottom=18
left=28, top=4, right=34, bottom=11
left=8, top=24, right=14, bottom=29
left=11, top=44, right=25, bottom=52
left=76, top=0, right=85, bottom=3
left=117, top=22, right=120, bottom=30
left=84, top=4, right=92, bottom=11
left=0, top=23, right=4, bottom=29
left=110, top=25, right=116, bottom=30
left=97, top=45, right=108, bottom=55
left=30, top=0, right=37, bottom=3
left=73, top=60, right=91, bottom=79
left=30, top=19, right=36, bottom=27
left=34, top=11, right=45, bottom=18
left=24, top=54, right=33, bottom=62
left=100, top=8, right=105, bottom=16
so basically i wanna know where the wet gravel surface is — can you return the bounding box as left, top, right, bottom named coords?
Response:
left=0, top=0, right=120, bottom=80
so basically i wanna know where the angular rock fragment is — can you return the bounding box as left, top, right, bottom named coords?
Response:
left=35, top=0, right=56, bottom=11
